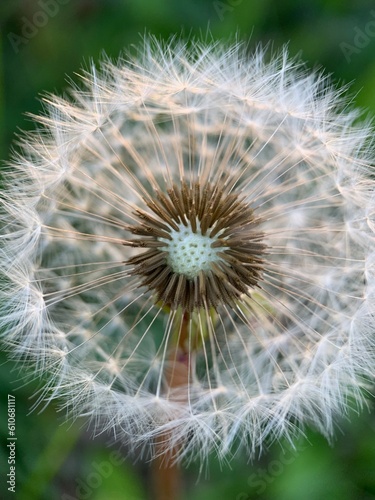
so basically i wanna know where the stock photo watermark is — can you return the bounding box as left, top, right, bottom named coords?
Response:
left=3, top=395, right=17, bottom=494
left=339, top=10, right=375, bottom=63
left=61, top=448, right=126, bottom=500
left=213, top=0, right=243, bottom=22
left=235, top=442, right=309, bottom=499
left=7, top=0, right=70, bottom=54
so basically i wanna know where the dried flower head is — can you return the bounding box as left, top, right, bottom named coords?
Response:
left=1, top=37, right=375, bottom=462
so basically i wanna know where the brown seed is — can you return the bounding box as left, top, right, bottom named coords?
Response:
left=124, top=178, right=266, bottom=312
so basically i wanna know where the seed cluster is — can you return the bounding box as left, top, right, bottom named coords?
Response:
left=124, top=180, right=266, bottom=312
left=161, top=224, right=222, bottom=280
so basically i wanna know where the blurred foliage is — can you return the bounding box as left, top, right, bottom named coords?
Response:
left=1, top=0, right=375, bottom=499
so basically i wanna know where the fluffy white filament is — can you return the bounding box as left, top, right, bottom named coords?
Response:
left=1, top=37, right=375, bottom=463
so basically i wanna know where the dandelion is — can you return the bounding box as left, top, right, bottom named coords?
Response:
left=1, top=37, right=375, bottom=471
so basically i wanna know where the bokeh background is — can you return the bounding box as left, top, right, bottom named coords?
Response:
left=1, top=1, right=375, bottom=499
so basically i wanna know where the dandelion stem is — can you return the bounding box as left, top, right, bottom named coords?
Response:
left=151, top=312, right=190, bottom=499
left=151, top=450, right=183, bottom=500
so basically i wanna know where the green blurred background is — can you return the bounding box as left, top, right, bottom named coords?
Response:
left=0, top=1, right=375, bottom=499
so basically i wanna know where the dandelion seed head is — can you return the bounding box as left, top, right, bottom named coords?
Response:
left=1, top=36, right=375, bottom=463
left=125, top=180, right=265, bottom=311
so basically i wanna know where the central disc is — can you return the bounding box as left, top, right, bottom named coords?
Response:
left=124, top=180, right=266, bottom=312
left=161, top=221, right=221, bottom=280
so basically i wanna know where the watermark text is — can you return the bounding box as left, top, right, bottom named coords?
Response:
left=235, top=442, right=309, bottom=499
left=213, top=0, right=243, bottom=22
left=5, top=395, right=16, bottom=494
left=340, top=10, right=375, bottom=63
left=8, top=0, right=71, bottom=54
left=61, top=449, right=126, bottom=500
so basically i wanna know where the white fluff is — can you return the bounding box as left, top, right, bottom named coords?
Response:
left=1, top=36, right=374, bottom=463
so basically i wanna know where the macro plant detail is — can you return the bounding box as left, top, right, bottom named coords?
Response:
left=125, top=179, right=266, bottom=311
left=1, top=37, right=374, bottom=465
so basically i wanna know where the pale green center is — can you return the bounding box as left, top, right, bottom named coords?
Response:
left=160, top=222, right=222, bottom=279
